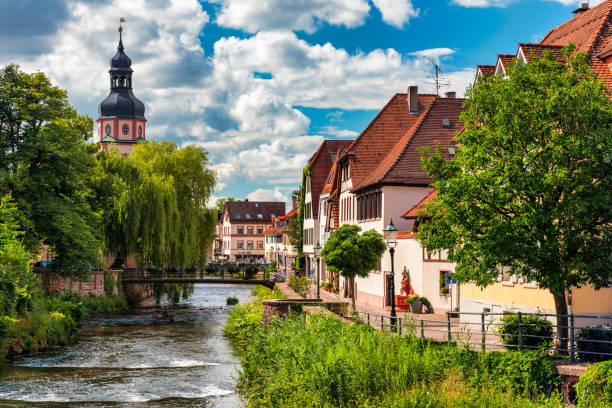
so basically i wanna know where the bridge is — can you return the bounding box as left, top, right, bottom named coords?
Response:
left=121, top=266, right=276, bottom=288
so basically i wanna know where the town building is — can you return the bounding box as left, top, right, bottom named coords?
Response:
left=322, top=86, right=464, bottom=312
left=97, top=26, right=146, bottom=155
left=264, top=208, right=299, bottom=273
left=221, top=201, right=285, bottom=262
left=302, top=140, right=353, bottom=277
left=461, top=0, right=612, bottom=324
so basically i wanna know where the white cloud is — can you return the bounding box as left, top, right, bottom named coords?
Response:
left=371, top=0, right=419, bottom=28
left=214, top=0, right=371, bottom=33
left=246, top=186, right=292, bottom=205
left=319, top=126, right=359, bottom=138
left=1, top=1, right=475, bottom=196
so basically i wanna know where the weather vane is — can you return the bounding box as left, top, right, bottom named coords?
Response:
left=118, top=17, right=126, bottom=33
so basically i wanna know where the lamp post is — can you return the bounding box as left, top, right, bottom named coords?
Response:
left=283, top=246, right=288, bottom=275
left=383, top=219, right=399, bottom=332
left=314, top=243, right=322, bottom=299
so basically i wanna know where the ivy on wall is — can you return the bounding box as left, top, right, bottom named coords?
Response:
left=295, top=165, right=309, bottom=271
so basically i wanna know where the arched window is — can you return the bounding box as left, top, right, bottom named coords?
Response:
left=105, top=125, right=111, bottom=136
left=138, top=126, right=142, bottom=137
left=122, top=124, right=129, bottom=135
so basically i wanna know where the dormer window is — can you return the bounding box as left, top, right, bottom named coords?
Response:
left=246, top=213, right=251, bottom=219
left=236, top=214, right=241, bottom=219
left=257, top=214, right=263, bottom=219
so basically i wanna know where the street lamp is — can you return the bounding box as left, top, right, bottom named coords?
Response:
left=283, top=246, right=288, bottom=274
left=314, top=242, right=322, bottom=299
left=383, top=219, right=399, bottom=332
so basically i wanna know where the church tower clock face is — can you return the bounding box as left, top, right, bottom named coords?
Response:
left=96, top=19, right=147, bottom=154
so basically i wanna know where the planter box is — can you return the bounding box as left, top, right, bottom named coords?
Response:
left=409, top=301, right=423, bottom=314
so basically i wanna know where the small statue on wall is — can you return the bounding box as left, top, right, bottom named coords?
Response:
left=400, top=266, right=414, bottom=296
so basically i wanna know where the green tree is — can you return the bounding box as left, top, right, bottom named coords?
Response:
left=216, top=197, right=236, bottom=213
left=418, top=46, right=612, bottom=349
left=0, top=64, right=99, bottom=277
left=285, top=189, right=301, bottom=248
left=0, top=193, right=36, bottom=316
left=321, top=224, right=386, bottom=310
left=99, top=141, right=216, bottom=267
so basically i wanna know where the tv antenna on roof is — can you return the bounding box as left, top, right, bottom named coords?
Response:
left=425, top=57, right=451, bottom=96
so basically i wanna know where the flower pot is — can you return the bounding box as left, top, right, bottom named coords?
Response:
left=409, top=301, right=423, bottom=314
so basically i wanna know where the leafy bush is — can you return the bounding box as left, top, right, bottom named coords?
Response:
left=497, top=314, right=553, bottom=350
left=245, top=265, right=259, bottom=279
left=103, top=272, right=116, bottom=296
left=474, top=350, right=560, bottom=397
left=225, top=295, right=562, bottom=408
left=577, top=326, right=612, bottom=363
left=81, top=295, right=127, bottom=315
left=288, top=275, right=310, bottom=297
left=227, top=297, right=239, bottom=306
left=575, top=360, right=612, bottom=408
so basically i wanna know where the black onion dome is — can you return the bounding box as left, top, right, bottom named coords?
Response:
left=98, top=89, right=146, bottom=120
left=111, top=38, right=132, bottom=69
left=98, top=34, right=146, bottom=120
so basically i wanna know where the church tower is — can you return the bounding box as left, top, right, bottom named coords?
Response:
left=97, top=20, right=146, bottom=155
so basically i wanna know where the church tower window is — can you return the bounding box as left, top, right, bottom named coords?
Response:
left=105, top=125, right=111, bottom=136
left=122, top=124, right=129, bottom=134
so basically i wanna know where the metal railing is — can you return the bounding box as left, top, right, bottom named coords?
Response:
left=121, top=263, right=273, bottom=282
left=354, top=310, right=611, bottom=363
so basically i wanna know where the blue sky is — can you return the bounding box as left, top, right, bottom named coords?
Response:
left=0, top=0, right=599, bottom=205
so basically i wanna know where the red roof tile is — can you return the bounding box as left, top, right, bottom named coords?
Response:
left=539, top=0, right=612, bottom=90
left=402, top=189, right=437, bottom=219
left=398, top=231, right=417, bottom=239
left=518, top=43, right=566, bottom=63
left=343, top=93, right=437, bottom=189
left=477, top=64, right=496, bottom=77
left=307, top=140, right=353, bottom=219
left=352, top=97, right=465, bottom=192
left=497, top=54, right=516, bottom=72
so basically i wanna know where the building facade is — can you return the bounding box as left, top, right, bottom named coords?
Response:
left=221, top=201, right=285, bottom=262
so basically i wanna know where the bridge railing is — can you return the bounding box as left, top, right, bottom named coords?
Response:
left=121, top=263, right=272, bottom=282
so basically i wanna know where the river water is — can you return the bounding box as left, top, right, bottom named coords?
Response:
left=0, top=284, right=253, bottom=407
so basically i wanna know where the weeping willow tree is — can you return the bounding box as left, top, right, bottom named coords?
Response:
left=97, top=141, right=216, bottom=268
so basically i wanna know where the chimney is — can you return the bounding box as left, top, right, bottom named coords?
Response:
left=445, top=91, right=456, bottom=99
left=408, top=86, right=418, bottom=114
left=572, top=3, right=589, bottom=15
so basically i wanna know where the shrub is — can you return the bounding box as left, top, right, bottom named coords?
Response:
left=575, top=360, right=612, bottom=408
left=81, top=295, right=127, bottom=315
left=103, top=273, right=116, bottom=296
left=474, top=350, right=561, bottom=397
left=245, top=265, right=259, bottom=279
left=497, top=313, right=553, bottom=350
left=227, top=297, right=239, bottom=306
left=405, top=294, right=421, bottom=304
left=577, top=326, right=612, bottom=363
left=288, top=275, right=310, bottom=297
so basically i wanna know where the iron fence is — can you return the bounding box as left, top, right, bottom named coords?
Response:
left=121, top=262, right=272, bottom=282
left=354, top=310, right=611, bottom=363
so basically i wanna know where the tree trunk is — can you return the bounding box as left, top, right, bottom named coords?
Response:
left=552, top=289, right=568, bottom=353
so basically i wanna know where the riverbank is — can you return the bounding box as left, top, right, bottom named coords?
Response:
left=224, top=287, right=610, bottom=408
left=0, top=292, right=127, bottom=363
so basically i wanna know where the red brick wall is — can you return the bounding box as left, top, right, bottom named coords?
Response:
left=35, top=269, right=121, bottom=296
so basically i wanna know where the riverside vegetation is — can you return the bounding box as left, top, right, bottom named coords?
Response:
left=224, top=286, right=611, bottom=408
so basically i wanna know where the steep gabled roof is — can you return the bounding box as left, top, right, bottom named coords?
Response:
left=477, top=64, right=496, bottom=77
left=307, top=140, right=352, bottom=218
left=495, top=54, right=516, bottom=74
left=540, top=1, right=612, bottom=53
left=402, top=189, right=437, bottom=219
left=225, top=201, right=285, bottom=223
left=518, top=43, right=565, bottom=63
left=539, top=0, right=612, bottom=89
left=343, top=93, right=437, bottom=188
left=352, top=97, right=465, bottom=192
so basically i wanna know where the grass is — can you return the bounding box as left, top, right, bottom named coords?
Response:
left=224, top=288, right=575, bottom=408
left=1, top=291, right=128, bottom=363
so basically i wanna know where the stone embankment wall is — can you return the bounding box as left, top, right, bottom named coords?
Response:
left=35, top=269, right=121, bottom=296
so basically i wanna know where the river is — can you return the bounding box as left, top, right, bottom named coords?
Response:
left=0, top=284, right=254, bottom=407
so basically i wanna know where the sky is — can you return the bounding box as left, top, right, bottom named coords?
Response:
left=0, top=0, right=604, bottom=206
